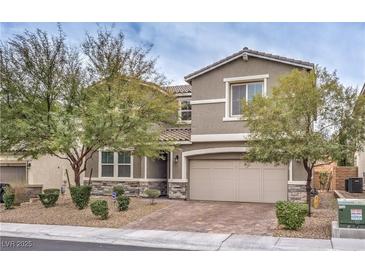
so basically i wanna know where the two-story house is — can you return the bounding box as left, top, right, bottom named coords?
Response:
left=84, top=47, right=313, bottom=203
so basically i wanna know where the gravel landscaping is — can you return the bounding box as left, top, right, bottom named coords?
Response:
left=0, top=191, right=344, bottom=239
left=0, top=196, right=168, bottom=228
left=273, top=192, right=338, bottom=239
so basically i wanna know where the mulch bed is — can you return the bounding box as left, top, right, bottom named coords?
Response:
left=0, top=196, right=168, bottom=228
left=273, top=192, right=338, bottom=239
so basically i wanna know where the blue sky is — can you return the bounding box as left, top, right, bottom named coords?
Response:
left=1, top=22, right=364, bottom=90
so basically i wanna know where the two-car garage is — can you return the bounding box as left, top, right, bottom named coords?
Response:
left=189, top=159, right=288, bottom=203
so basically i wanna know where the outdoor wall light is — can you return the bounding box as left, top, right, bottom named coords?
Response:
left=174, top=155, right=179, bottom=163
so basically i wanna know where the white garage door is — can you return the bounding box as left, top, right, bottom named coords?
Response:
left=190, top=160, right=288, bottom=203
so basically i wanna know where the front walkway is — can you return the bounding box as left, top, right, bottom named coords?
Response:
left=125, top=200, right=277, bottom=235
left=2, top=223, right=364, bottom=250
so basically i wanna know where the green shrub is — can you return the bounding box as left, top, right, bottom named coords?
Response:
left=70, top=185, right=92, bottom=209
left=112, top=185, right=125, bottom=197
left=144, top=189, right=161, bottom=205
left=116, top=195, right=130, bottom=211
left=90, top=200, right=109, bottom=220
left=276, top=201, right=308, bottom=230
left=3, top=186, right=15, bottom=210
left=43, top=188, right=60, bottom=195
left=39, top=192, right=59, bottom=208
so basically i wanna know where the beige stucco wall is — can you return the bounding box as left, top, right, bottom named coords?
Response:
left=28, top=155, right=78, bottom=188
left=192, top=103, right=251, bottom=134
left=0, top=154, right=77, bottom=189
left=190, top=56, right=305, bottom=135
left=292, top=160, right=308, bottom=181
left=84, top=152, right=98, bottom=178
left=147, top=158, right=167, bottom=179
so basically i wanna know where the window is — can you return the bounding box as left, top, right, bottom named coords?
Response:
left=230, top=82, right=263, bottom=116
left=118, top=152, right=131, bottom=177
left=100, top=151, right=132, bottom=178
left=179, top=99, right=191, bottom=122
left=101, top=151, right=114, bottom=177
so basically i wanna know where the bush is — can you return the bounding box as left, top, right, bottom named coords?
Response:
left=43, top=188, right=60, bottom=195
left=112, top=185, right=125, bottom=197
left=39, top=192, right=59, bottom=208
left=276, top=201, right=308, bottom=230
left=90, top=200, right=109, bottom=220
left=144, top=189, right=161, bottom=205
left=70, top=185, right=92, bottom=209
left=3, top=186, right=15, bottom=210
left=116, top=195, right=130, bottom=211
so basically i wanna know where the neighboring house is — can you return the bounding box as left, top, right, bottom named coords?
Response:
left=84, top=47, right=313, bottom=203
left=0, top=154, right=78, bottom=190
left=355, top=83, right=365, bottom=179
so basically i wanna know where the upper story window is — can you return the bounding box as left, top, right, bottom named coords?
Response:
left=179, top=99, right=191, bottom=123
left=230, top=82, right=263, bottom=116
left=100, top=151, right=132, bottom=178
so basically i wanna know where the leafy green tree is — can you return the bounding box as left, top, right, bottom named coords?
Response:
left=243, top=68, right=365, bottom=216
left=0, top=26, right=178, bottom=186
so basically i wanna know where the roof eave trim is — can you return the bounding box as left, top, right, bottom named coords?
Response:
left=184, top=52, right=314, bottom=82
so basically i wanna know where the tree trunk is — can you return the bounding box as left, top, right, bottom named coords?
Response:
left=303, top=159, right=313, bottom=217
left=73, top=165, right=81, bottom=187
left=306, top=177, right=312, bottom=217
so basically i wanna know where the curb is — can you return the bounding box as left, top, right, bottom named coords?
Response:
left=1, top=223, right=365, bottom=251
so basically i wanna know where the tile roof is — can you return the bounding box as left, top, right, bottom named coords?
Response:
left=165, top=85, right=192, bottom=95
left=184, top=47, right=314, bottom=81
left=160, top=127, right=191, bottom=142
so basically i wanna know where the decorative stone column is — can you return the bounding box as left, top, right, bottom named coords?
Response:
left=288, top=183, right=306, bottom=202
left=168, top=181, right=188, bottom=199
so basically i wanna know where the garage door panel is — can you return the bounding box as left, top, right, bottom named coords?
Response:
left=190, top=164, right=235, bottom=201
left=263, top=168, right=287, bottom=203
left=209, top=168, right=236, bottom=201
left=189, top=159, right=288, bottom=203
left=237, top=168, right=261, bottom=202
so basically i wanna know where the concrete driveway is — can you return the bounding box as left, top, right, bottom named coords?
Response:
left=124, top=199, right=277, bottom=235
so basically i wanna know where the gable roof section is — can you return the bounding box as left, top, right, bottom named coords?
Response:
left=165, top=85, right=192, bottom=96
left=160, top=127, right=191, bottom=142
left=184, top=47, right=314, bottom=82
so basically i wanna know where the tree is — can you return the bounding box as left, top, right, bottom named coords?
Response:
left=0, top=26, right=178, bottom=186
left=243, top=68, right=365, bottom=216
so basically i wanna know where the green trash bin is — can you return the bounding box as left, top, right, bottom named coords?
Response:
left=338, top=198, right=365, bottom=228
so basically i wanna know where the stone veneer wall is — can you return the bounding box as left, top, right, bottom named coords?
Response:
left=288, top=184, right=306, bottom=202
left=168, top=181, right=308, bottom=202
left=89, top=180, right=167, bottom=197
left=168, top=181, right=187, bottom=199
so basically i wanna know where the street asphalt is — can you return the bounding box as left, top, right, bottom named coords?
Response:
left=0, top=236, right=185, bottom=251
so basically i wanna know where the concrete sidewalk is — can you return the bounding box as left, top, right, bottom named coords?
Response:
left=1, top=223, right=364, bottom=251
